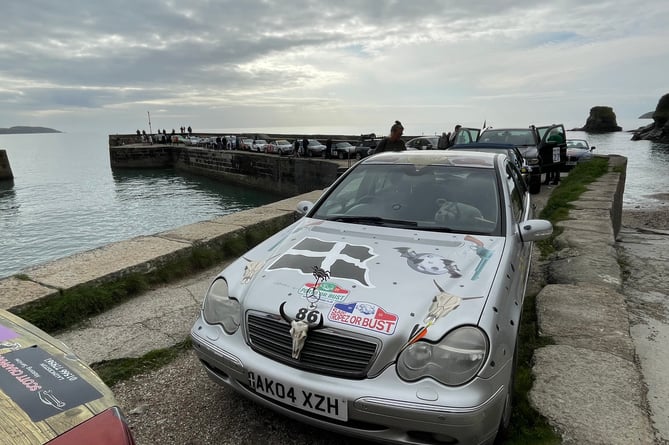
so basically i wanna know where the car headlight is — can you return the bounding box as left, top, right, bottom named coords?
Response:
left=528, top=158, right=540, bottom=165
left=202, top=278, right=241, bottom=334
left=397, top=326, right=488, bottom=386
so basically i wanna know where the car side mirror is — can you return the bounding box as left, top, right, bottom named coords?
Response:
left=590, top=146, right=596, bottom=151
left=296, top=200, right=314, bottom=216
left=519, top=219, right=553, bottom=242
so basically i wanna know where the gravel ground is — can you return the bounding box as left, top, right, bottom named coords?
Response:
left=113, top=351, right=366, bottom=445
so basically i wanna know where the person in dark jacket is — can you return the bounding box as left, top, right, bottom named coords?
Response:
left=374, top=120, right=406, bottom=153
left=325, top=138, right=333, bottom=159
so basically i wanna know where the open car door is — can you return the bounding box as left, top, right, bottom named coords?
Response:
left=536, top=124, right=567, bottom=172
left=452, top=127, right=481, bottom=145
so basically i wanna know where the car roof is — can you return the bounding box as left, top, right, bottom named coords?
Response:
left=451, top=142, right=516, bottom=150
left=362, top=150, right=497, bottom=168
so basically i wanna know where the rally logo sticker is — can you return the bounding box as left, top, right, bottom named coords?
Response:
left=328, top=302, right=398, bottom=335
left=298, top=281, right=350, bottom=304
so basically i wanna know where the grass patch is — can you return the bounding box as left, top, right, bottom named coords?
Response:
left=536, top=158, right=610, bottom=258
left=12, top=218, right=293, bottom=333
left=497, top=292, right=559, bottom=444
left=14, top=274, right=31, bottom=281
left=92, top=339, right=191, bottom=387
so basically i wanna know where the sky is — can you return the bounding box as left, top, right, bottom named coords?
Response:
left=1, top=0, right=668, bottom=136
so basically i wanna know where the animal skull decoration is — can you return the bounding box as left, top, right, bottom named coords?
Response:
left=279, top=301, right=324, bottom=360
left=289, top=320, right=309, bottom=359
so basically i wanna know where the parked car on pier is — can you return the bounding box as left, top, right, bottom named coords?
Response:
left=267, top=139, right=294, bottom=156
left=0, top=309, right=136, bottom=445
left=475, top=124, right=566, bottom=194
left=564, top=139, right=595, bottom=170
left=406, top=136, right=439, bottom=150
left=251, top=139, right=269, bottom=152
left=240, top=138, right=254, bottom=151
left=450, top=142, right=531, bottom=187
left=191, top=150, right=552, bottom=445
left=331, top=142, right=356, bottom=159
left=305, top=139, right=326, bottom=157
left=355, top=138, right=382, bottom=159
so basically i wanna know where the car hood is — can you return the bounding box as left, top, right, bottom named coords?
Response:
left=0, top=310, right=117, bottom=444
left=224, top=217, right=505, bottom=372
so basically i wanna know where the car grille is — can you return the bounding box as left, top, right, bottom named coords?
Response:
left=246, top=312, right=379, bottom=379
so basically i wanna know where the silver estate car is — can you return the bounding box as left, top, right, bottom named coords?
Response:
left=191, top=151, right=552, bottom=445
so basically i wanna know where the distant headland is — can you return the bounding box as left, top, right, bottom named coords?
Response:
left=0, top=126, right=61, bottom=134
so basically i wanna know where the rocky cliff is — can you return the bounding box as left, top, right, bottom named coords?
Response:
left=573, top=106, right=622, bottom=132
left=632, top=93, right=669, bottom=144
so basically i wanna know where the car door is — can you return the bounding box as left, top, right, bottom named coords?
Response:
left=536, top=124, right=567, bottom=169
left=503, top=159, right=532, bottom=305
left=454, top=128, right=481, bottom=145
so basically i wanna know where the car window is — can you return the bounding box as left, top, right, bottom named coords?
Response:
left=312, top=164, right=501, bottom=235
left=505, top=162, right=525, bottom=221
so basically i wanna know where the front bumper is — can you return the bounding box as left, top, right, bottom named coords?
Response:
left=191, top=316, right=508, bottom=445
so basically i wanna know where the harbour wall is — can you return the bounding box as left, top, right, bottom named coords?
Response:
left=0, top=149, right=13, bottom=180
left=109, top=144, right=341, bottom=197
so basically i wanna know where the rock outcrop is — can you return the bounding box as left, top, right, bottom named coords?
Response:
left=632, top=93, right=669, bottom=144
left=573, top=106, right=623, bottom=132
left=0, top=150, right=13, bottom=180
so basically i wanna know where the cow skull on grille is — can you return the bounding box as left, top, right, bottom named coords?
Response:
left=279, top=301, right=323, bottom=360
left=289, top=320, right=309, bottom=359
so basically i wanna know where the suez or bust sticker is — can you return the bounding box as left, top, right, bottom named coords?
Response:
left=247, top=370, right=348, bottom=421
left=327, top=302, right=398, bottom=335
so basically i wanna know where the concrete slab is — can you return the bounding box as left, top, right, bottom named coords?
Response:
left=554, top=229, right=616, bottom=251
left=556, top=220, right=615, bottom=239
left=548, top=251, right=622, bottom=290
left=0, top=277, right=58, bottom=310
left=23, top=236, right=192, bottom=290
left=158, top=220, right=244, bottom=244
left=210, top=206, right=292, bottom=227
left=530, top=344, right=654, bottom=445
left=536, top=284, right=635, bottom=361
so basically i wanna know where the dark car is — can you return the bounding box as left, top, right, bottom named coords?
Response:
left=406, top=136, right=439, bottom=150
left=355, top=138, right=382, bottom=159
left=331, top=142, right=357, bottom=159
left=475, top=125, right=567, bottom=194
left=450, top=142, right=531, bottom=188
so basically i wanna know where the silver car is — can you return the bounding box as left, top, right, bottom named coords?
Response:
left=191, top=151, right=552, bottom=445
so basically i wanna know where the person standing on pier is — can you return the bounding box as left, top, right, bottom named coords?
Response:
left=374, top=120, right=406, bottom=153
left=302, top=137, right=309, bottom=157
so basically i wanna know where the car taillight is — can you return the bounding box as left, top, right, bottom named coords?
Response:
left=48, top=407, right=136, bottom=445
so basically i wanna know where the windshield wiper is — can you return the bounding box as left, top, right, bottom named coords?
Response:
left=328, top=216, right=418, bottom=227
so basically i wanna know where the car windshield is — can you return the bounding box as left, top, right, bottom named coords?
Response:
left=311, top=163, right=501, bottom=235
left=337, top=142, right=353, bottom=147
left=276, top=140, right=289, bottom=144
left=480, top=130, right=535, bottom=146
left=308, top=139, right=322, bottom=145
left=567, top=140, right=588, bottom=149
left=255, top=140, right=267, bottom=144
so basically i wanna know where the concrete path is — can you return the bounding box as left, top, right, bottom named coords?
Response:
left=55, top=260, right=230, bottom=364
left=618, top=226, right=669, bottom=444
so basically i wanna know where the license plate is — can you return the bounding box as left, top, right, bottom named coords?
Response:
left=247, top=371, right=348, bottom=421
